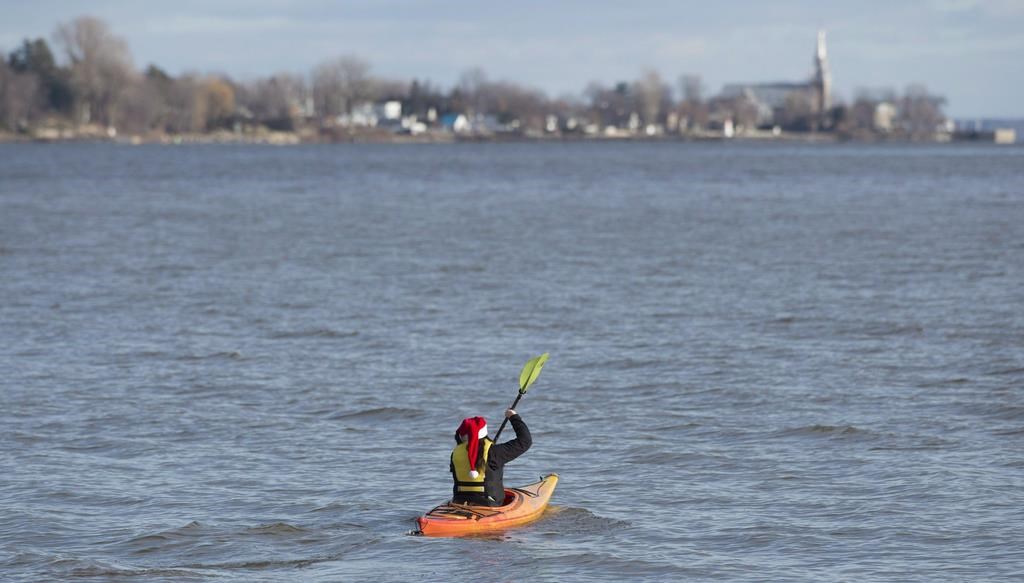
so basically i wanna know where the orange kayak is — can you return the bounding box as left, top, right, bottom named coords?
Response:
left=416, top=474, right=559, bottom=537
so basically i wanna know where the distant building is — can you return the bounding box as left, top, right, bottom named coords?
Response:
left=336, top=100, right=403, bottom=128
left=719, top=82, right=810, bottom=126
left=380, top=101, right=402, bottom=121
left=873, top=102, right=897, bottom=132
left=995, top=128, right=1017, bottom=144
left=439, top=113, right=470, bottom=133
left=719, top=30, right=832, bottom=129
left=439, top=112, right=514, bottom=135
left=952, top=119, right=1023, bottom=144
left=813, top=30, right=832, bottom=116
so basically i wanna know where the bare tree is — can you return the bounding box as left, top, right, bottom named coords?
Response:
left=54, top=16, right=134, bottom=126
left=584, top=81, right=631, bottom=129
left=547, top=93, right=585, bottom=132
left=406, top=79, right=444, bottom=118
left=898, top=84, right=946, bottom=140
left=117, top=74, right=164, bottom=135
left=675, top=74, right=708, bottom=131
left=679, top=75, right=703, bottom=105
left=709, top=93, right=759, bottom=133
left=449, top=68, right=550, bottom=129
left=162, top=73, right=200, bottom=133
left=632, top=70, right=670, bottom=126
left=779, top=90, right=815, bottom=131
left=312, top=56, right=371, bottom=119
left=0, top=60, right=40, bottom=131
left=457, top=67, right=488, bottom=114
left=374, top=78, right=408, bottom=101
left=239, top=73, right=306, bottom=129
left=847, top=97, right=877, bottom=132
left=481, top=80, right=548, bottom=129
left=199, top=77, right=235, bottom=130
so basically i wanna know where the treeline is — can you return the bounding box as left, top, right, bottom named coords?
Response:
left=1, top=15, right=948, bottom=140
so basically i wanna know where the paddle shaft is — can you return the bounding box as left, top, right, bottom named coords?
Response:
left=492, top=393, right=524, bottom=443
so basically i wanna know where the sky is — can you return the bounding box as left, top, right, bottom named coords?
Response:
left=2, top=0, right=1022, bottom=118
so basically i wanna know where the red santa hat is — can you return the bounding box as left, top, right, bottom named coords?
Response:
left=456, top=416, right=488, bottom=478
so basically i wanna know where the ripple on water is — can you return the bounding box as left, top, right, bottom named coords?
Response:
left=774, top=424, right=875, bottom=439
left=327, top=406, right=422, bottom=421
left=4, top=142, right=1024, bottom=582
left=268, top=328, right=360, bottom=340
left=538, top=506, right=630, bottom=535
left=243, top=522, right=309, bottom=536
left=68, top=564, right=205, bottom=580
left=175, top=351, right=243, bottom=362
left=101, top=519, right=371, bottom=577
left=986, top=366, right=1024, bottom=377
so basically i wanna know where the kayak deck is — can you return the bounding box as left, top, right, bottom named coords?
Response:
left=416, top=474, right=558, bottom=536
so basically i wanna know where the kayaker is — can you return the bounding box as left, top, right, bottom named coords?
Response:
left=450, top=409, right=531, bottom=507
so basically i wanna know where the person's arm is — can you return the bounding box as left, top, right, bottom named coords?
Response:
left=488, top=410, right=532, bottom=466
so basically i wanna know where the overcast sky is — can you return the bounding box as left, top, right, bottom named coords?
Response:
left=2, top=0, right=1022, bottom=117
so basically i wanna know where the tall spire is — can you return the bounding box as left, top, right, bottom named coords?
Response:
left=813, top=29, right=832, bottom=118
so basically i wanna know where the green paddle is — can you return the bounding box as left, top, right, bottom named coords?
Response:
left=492, top=353, right=549, bottom=442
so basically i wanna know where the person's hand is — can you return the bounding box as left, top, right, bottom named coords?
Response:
left=505, top=409, right=517, bottom=418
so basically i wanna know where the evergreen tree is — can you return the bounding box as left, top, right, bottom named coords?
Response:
left=7, top=38, right=73, bottom=113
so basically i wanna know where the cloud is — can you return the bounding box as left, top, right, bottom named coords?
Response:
left=842, top=25, right=1024, bottom=60
left=143, top=15, right=300, bottom=35
left=930, top=0, right=1024, bottom=14
left=0, top=33, right=21, bottom=50
left=651, top=35, right=708, bottom=60
left=930, top=0, right=983, bottom=12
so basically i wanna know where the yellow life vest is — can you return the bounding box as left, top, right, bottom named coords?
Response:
left=451, top=438, right=493, bottom=493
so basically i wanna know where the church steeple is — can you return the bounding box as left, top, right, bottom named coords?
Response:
left=813, top=29, right=832, bottom=123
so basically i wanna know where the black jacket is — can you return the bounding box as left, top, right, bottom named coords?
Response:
left=451, top=414, right=532, bottom=505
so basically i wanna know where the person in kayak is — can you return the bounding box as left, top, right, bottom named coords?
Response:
left=450, top=409, right=532, bottom=507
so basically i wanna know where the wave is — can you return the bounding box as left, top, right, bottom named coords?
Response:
left=243, top=522, right=308, bottom=535
left=118, top=520, right=313, bottom=560
left=66, top=564, right=204, bottom=579
left=992, top=405, right=1024, bottom=421
left=176, top=351, right=243, bottom=361
left=439, top=263, right=485, bottom=273
left=651, top=421, right=702, bottom=432
left=123, top=521, right=203, bottom=544
left=861, top=322, right=925, bottom=337
left=994, top=427, right=1024, bottom=436
left=118, top=350, right=172, bottom=359
left=503, top=550, right=683, bottom=577
left=539, top=506, right=630, bottom=534
left=774, top=424, right=875, bottom=440
left=650, top=311, right=689, bottom=320
left=269, top=328, right=359, bottom=340
left=604, top=357, right=665, bottom=371
left=328, top=406, right=421, bottom=420
left=178, top=556, right=343, bottom=571
left=916, top=377, right=969, bottom=388
left=986, top=366, right=1024, bottom=377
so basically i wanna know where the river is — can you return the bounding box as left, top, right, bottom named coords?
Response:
left=1, top=142, right=1022, bottom=581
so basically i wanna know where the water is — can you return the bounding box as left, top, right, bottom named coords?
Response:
left=1, top=142, right=1022, bottom=581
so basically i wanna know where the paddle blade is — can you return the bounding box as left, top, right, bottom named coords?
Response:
left=518, top=353, right=550, bottom=393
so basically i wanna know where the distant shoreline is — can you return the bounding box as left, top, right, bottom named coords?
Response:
left=2, top=128, right=1011, bottom=146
